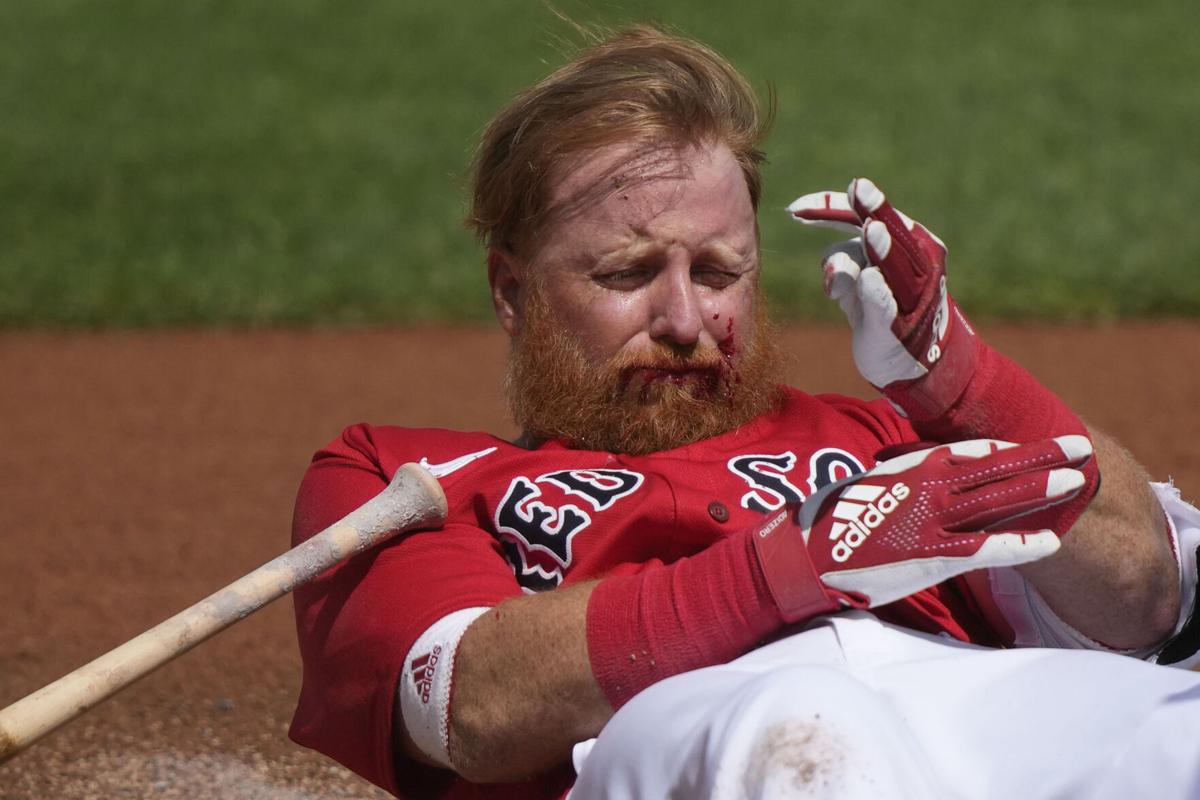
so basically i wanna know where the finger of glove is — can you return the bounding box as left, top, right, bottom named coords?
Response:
left=942, top=467, right=1086, bottom=531
left=865, top=436, right=1088, bottom=483
left=856, top=265, right=901, bottom=333
left=850, top=178, right=948, bottom=256
left=848, top=177, right=887, bottom=218
left=819, top=530, right=1060, bottom=608
left=862, top=219, right=929, bottom=314
left=867, top=438, right=1016, bottom=478
left=824, top=252, right=864, bottom=326
left=788, top=191, right=863, bottom=233
left=823, top=238, right=869, bottom=270
left=851, top=178, right=943, bottom=313
left=946, top=435, right=1094, bottom=489
left=822, top=239, right=864, bottom=297
left=851, top=267, right=928, bottom=385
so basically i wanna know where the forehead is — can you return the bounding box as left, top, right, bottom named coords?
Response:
left=533, top=141, right=757, bottom=263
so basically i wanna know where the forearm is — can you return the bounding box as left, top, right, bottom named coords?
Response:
left=925, top=353, right=1180, bottom=647
left=443, top=581, right=609, bottom=783
left=906, top=346, right=1180, bottom=646
left=1016, top=427, right=1180, bottom=649
left=424, top=531, right=784, bottom=783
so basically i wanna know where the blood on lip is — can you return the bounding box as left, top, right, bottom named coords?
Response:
left=634, top=367, right=711, bottom=384
left=622, top=366, right=722, bottom=400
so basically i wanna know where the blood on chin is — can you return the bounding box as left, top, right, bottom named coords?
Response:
left=619, top=365, right=724, bottom=401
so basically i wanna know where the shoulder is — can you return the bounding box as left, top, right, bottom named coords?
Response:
left=803, top=388, right=893, bottom=419
left=312, top=422, right=511, bottom=474
left=744, top=387, right=917, bottom=448
left=806, top=390, right=917, bottom=446
left=293, top=423, right=515, bottom=545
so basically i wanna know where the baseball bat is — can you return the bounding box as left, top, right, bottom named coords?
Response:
left=0, top=462, right=447, bottom=764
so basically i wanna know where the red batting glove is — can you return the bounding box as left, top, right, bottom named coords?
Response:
left=788, top=179, right=979, bottom=421
left=753, top=436, right=1093, bottom=620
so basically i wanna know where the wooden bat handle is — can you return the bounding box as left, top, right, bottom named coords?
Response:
left=0, top=462, right=447, bottom=764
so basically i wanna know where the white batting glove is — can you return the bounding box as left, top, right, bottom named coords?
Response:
left=788, top=179, right=979, bottom=420
left=752, top=435, right=1093, bottom=621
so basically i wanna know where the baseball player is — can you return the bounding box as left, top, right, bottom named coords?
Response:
left=288, top=25, right=1200, bottom=799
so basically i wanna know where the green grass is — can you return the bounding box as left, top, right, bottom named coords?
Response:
left=1, top=0, right=1197, bottom=327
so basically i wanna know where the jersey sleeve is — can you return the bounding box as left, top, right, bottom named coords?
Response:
left=959, top=481, right=1200, bottom=668
left=287, top=424, right=523, bottom=797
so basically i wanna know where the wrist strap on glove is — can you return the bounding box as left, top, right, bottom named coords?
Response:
left=751, top=508, right=846, bottom=622
left=882, top=302, right=980, bottom=421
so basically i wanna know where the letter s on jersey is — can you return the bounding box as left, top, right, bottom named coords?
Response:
left=493, top=469, right=643, bottom=592
left=728, top=449, right=864, bottom=514
left=728, top=453, right=805, bottom=513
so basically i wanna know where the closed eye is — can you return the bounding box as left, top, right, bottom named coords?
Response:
left=692, top=264, right=741, bottom=289
left=595, top=265, right=655, bottom=290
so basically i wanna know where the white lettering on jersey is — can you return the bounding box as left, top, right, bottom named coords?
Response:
left=727, top=452, right=806, bottom=513
left=494, top=469, right=644, bottom=591
left=806, top=448, right=867, bottom=497
left=727, top=448, right=866, bottom=515
left=539, top=469, right=644, bottom=511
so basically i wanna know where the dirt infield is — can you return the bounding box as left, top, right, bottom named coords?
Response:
left=1, top=323, right=1197, bottom=798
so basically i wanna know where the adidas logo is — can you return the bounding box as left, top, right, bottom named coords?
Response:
left=411, top=645, right=443, bottom=704
left=829, top=482, right=910, bottom=563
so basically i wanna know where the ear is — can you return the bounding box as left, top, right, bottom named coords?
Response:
left=488, top=247, right=524, bottom=337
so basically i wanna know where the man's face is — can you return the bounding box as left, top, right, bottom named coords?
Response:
left=492, top=140, right=780, bottom=453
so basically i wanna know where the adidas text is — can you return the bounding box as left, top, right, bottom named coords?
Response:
left=830, top=482, right=910, bottom=563
left=411, top=644, right=443, bottom=704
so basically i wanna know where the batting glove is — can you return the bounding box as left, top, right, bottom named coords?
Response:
left=788, top=179, right=978, bottom=421
left=753, top=435, right=1093, bottom=621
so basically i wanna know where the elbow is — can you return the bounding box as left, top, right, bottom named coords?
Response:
left=395, top=676, right=537, bottom=784
left=446, top=697, right=505, bottom=783
left=1111, top=557, right=1181, bottom=651
left=447, top=696, right=540, bottom=784
left=448, top=684, right=595, bottom=783
left=1141, top=580, right=1182, bottom=650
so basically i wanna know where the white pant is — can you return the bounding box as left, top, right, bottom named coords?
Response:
left=570, top=611, right=1200, bottom=799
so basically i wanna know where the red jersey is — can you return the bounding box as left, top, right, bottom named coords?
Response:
left=289, top=387, right=1002, bottom=798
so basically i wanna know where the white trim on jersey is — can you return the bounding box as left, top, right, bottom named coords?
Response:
left=1149, top=480, right=1200, bottom=668
left=978, top=480, right=1200, bottom=667
left=398, top=606, right=490, bottom=768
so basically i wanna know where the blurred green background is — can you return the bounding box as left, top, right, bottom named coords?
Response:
left=2, top=0, right=1197, bottom=328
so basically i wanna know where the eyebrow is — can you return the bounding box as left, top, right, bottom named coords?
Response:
left=586, top=238, right=755, bottom=273
left=701, top=241, right=756, bottom=267
left=591, top=240, right=656, bottom=272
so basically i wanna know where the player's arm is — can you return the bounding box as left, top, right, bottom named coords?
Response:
left=790, top=180, right=1180, bottom=650
left=404, top=438, right=1092, bottom=783
left=414, top=580, right=607, bottom=783
left=1013, top=428, right=1179, bottom=647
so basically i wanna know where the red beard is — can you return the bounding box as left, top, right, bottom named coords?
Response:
left=505, top=287, right=783, bottom=455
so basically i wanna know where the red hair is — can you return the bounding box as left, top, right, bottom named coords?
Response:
left=468, top=24, right=773, bottom=256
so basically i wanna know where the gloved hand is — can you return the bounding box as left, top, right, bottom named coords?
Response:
left=788, top=179, right=978, bottom=421
left=752, top=435, right=1093, bottom=621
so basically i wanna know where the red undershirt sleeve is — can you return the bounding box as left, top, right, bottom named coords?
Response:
left=288, top=427, right=521, bottom=797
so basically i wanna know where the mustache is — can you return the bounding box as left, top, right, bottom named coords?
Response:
left=608, top=343, right=727, bottom=373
